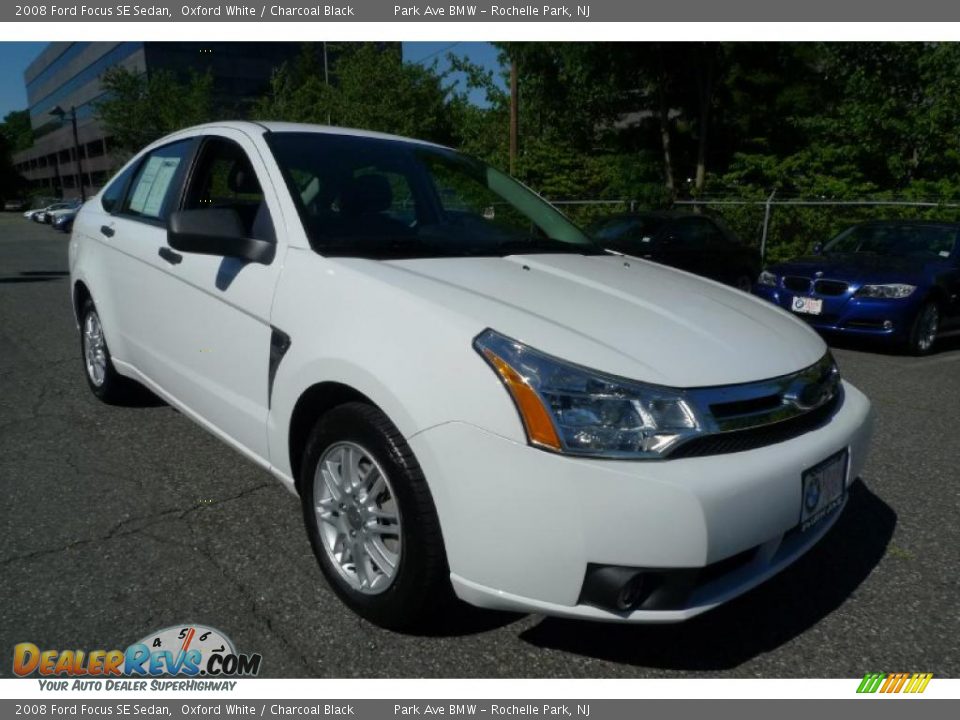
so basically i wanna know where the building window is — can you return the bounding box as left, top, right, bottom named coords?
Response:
left=87, top=139, right=106, bottom=158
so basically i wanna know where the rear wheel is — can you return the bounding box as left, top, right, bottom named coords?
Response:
left=299, top=402, right=451, bottom=630
left=79, top=298, right=140, bottom=404
left=906, top=300, right=940, bottom=356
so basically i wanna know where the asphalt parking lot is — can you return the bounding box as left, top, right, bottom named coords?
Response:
left=0, top=212, right=957, bottom=678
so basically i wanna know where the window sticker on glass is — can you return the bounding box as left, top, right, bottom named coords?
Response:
left=128, top=156, right=182, bottom=218
left=127, top=157, right=161, bottom=214
left=142, top=159, right=180, bottom=217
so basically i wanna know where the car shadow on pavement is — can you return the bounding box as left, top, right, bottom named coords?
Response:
left=407, top=604, right=524, bottom=638
left=0, top=276, right=64, bottom=284
left=110, top=385, right=167, bottom=408
left=518, top=479, right=895, bottom=670
left=0, top=270, right=70, bottom=284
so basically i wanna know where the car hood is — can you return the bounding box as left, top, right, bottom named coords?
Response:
left=771, top=253, right=944, bottom=284
left=337, top=253, right=826, bottom=387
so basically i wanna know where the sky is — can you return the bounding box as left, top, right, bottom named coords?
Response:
left=0, top=42, right=47, bottom=119
left=0, top=41, right=505, bottom=121
left=403, top=41, right=506, bottom=105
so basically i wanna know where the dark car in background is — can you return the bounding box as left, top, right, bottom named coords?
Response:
left=51, top=208, right=78, bottom=233
left=587, top=211, right=762, bottom=291
left=754, top=221, right=960, bottom=355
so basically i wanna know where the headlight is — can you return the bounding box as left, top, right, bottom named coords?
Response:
left=474, top=330, right=702, bottom=459
left=855, top=283, right=916, bottom=299
left=757, top=270, right=778, bottom=287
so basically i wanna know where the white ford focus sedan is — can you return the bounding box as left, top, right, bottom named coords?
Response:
left=69, top=122, right=873, bottom=629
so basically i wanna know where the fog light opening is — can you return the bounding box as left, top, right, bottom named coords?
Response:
left=882, top=320, right=894, bottom=330
left=616, top=575, right=646, bottom=610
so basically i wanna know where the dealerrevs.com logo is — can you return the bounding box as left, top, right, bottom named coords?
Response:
left=13, top=625, right=262, bottom=690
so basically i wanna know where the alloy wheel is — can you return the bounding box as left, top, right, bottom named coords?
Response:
left=83, top=311, right=107, bottom=387
left=313, top=442, right=402, bottom=595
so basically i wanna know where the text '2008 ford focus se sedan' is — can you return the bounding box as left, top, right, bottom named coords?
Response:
left=69, top=122, right=873, bottom=629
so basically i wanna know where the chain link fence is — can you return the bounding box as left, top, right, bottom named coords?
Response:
left=548, top=197, right=960, bottom=265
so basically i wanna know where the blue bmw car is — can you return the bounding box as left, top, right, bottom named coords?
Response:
left=754, top=221, right=960, bottom=354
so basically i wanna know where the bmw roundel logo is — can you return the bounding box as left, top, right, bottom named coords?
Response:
left=805, top=476, right=822, bottom=512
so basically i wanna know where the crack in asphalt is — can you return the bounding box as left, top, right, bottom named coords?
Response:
left=0, top=482, right=274, bottom=569
left=135, top=503, right=319, bottom=675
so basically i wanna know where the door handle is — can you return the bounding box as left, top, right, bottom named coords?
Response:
left=158, top=247, right=183, bottom=265
left=100, top=225, right=115, bottom=238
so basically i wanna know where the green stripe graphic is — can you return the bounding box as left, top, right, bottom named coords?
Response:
left=857, top=673, right=886, bottom=693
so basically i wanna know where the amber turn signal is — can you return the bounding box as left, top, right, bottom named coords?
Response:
left=481, top=348, right=562, bottom=451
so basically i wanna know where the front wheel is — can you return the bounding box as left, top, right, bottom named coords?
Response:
left=906, top=300, right=940, bottom=356
left=299, top=402, right=451, bottom=630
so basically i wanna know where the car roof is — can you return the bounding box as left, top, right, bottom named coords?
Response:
left=156, top=120, right=451, bottom=151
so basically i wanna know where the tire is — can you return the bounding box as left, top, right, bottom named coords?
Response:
left=906, top=300, right=940, bottom=356
left=78, top=297, right=139, bottom=404
left=299, top=402, right=451, bottom=630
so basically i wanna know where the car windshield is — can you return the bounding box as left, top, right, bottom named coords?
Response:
left=267, top=132, right=604, bottom=259
left=824, top=223, right=957, bottom=260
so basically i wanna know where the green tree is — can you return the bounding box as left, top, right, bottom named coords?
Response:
left=96, top=66, right=215, bottom=152
left=255, top=43, right=454, bottom=144
left=0, top=111, right=30, bottom=203
left=1, top=110, right=33, bottom=153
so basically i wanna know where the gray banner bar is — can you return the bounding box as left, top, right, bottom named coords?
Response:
left=6, top=0, right=960, bottom=22
left=0, top=701, right=957, bottom=720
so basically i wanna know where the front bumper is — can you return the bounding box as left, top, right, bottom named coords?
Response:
left=408, top=380, right=873, bottom=622
left=753, top=284, right=920, bottom=339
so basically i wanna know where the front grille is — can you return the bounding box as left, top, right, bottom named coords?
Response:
left=668, top=391, right=842, bottom=459
left=783, top=276, right=812, bottom=292
left=710, top=393, right=782, bottom=419
left=814, top=279, right=849, bottom=296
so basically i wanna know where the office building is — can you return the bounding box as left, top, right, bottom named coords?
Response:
left=12, top=42, right=306, bottom=198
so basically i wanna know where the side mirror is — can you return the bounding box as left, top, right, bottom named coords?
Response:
left=812, top=242, right=824, bottom=256
left=167, top=209, right=274, bottom=264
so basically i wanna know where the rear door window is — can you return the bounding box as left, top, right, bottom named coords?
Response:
left=120, top=140, right=193, bottom=222
left=100, top=163, right=138, bottom=214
